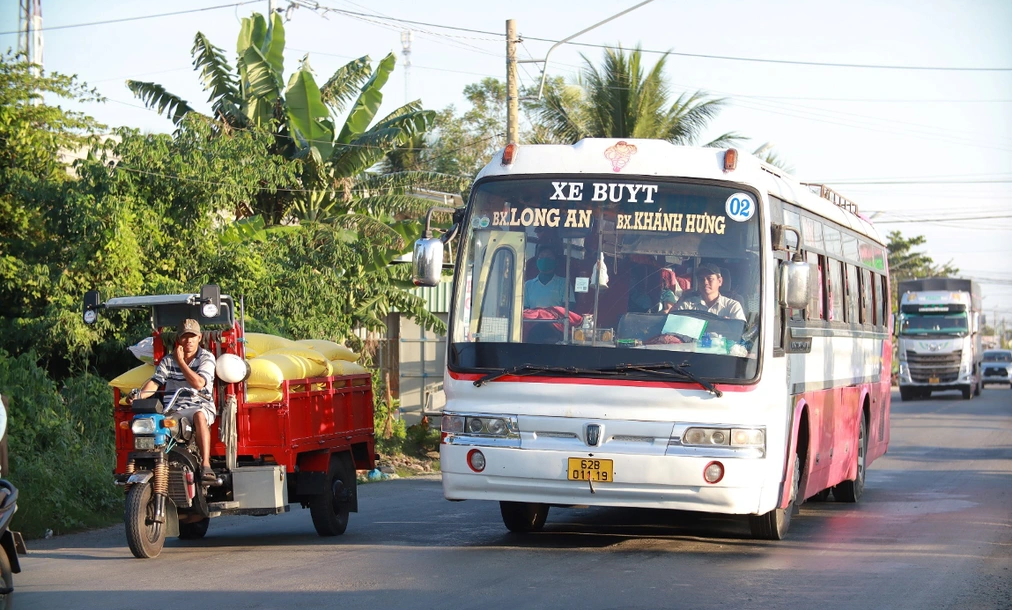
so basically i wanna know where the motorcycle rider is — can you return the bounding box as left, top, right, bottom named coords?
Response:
left=127, top=319, right=217, bottom=482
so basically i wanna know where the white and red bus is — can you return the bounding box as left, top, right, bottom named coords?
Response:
left=412, top=139, right=892, bottom=539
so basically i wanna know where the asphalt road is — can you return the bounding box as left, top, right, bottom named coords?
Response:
left=17, top=388, right=1012, bottom=610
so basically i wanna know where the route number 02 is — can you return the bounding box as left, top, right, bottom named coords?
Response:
left=726, top=192, right=755, bottom=222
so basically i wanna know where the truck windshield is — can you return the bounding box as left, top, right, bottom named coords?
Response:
left=448, top=176, right=762, bottom=383
left=899, top=312, right=968, bottom=335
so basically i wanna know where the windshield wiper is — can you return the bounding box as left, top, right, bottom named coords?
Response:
left=604, top=361, right=723, bottom=397
left=474, top=365, right=614, bottom=387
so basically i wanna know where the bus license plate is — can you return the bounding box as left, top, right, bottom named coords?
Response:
left=568, top=458, right=613, bottom=482
left=928, top=377, right=939, bottom=384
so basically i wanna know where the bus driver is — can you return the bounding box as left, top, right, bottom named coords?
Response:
left=675, top=263, right=746, bottom=321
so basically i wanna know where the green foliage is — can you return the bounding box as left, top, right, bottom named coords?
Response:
left=0, top=350, right=121, bottom=538
left=529, top=46, right=742, bottom=147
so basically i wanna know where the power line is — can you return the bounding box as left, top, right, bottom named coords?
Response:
left=0, top=1, right=261, bottom=36
left=286, top=6, right=1012, bottom=73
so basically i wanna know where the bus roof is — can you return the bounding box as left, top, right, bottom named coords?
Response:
left=476, top=139, right=885, bottom=246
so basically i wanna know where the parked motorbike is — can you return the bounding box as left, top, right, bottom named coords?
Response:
left=118, top=388, right=219, bottom=559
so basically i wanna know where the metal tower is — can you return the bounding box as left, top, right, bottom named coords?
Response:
left=400, top=30, right=413, bottom=103
left=17, top=0, right=44, bottom=70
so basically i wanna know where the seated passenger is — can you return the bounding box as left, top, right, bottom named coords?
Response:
left=524, top=244, right=570, bottom=309
left=675, top=263, right=746, bottom=320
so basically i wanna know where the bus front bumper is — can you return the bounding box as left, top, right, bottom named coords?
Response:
left=440, top=444, right=781, bottom=516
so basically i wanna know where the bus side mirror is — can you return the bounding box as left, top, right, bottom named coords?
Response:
left=83, top=290, right=101, bottom=324
left=780, top=260, right=810, bottom=310
left=412, top=237, right=444, bottom=287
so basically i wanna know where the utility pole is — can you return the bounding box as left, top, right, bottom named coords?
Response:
left=505, top=19, right=519, bottom=145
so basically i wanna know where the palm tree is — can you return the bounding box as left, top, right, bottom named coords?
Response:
left=531, top=45, right=741, bottom=147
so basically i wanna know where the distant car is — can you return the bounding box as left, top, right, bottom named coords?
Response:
left=981, top=349, right=1012, bottom=388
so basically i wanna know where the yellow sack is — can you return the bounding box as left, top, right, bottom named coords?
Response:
left=244, top=333, right=299, bottom=357
left=262, top=349, right=332, bottom=378
left=248, top=358, right=284, bottom=389
left=246, top=387, right=284, bottom=403
left=296, top=339, right=358, bottom=362
left=331, top=360, right=368, bottom=376
left=109, top=364, right=155, bottom=392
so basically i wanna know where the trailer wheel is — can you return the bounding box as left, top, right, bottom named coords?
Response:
left=500, top=501, right=549, bottom=533
left=750, top=448, right=800, bottom=540
left=178, top=517, right=210, bottom=540
left=124, top=480, right=165, bottom=559
left=310, top=456, right=353, bottom=537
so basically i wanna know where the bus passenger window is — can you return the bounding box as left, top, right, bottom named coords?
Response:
left=861, top=268, right=874, bottom=325
left=846, top=264, right=860, bottom=323
left=828, top=259, right=844, bottom=322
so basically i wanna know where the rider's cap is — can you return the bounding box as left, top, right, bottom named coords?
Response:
left=696, top=263, right=721, bottom=278
left=177, top=318, right=201, bottom=337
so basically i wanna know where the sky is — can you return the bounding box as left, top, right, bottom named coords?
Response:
left=3, top=0, right=1011, bottom=326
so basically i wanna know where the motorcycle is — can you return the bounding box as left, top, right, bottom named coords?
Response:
left=118, top=387, right=222, bottom=559
left=0, top=398, right=26, bottom=609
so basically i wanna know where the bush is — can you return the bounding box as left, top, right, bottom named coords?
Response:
left=0, top=350, right=121, bottom=538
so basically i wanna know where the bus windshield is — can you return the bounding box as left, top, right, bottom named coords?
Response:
left=899, top=312, right=968, bottom=335
left=448, top=176, right=762, bottom=383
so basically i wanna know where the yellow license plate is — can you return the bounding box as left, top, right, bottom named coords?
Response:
left=567, top=458, right=613, bottom=482
left=928, top=376, right=939, bottom=384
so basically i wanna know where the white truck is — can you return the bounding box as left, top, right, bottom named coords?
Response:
left=897, top=278, right=983, bottom=401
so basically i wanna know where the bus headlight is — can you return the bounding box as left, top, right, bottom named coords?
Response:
left=682, top=427, right=765, bottom=451
left=441, top=413, right=519, bottom=442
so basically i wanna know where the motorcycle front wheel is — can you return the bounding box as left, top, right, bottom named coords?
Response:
left=125, top=480, right=165, bottom=558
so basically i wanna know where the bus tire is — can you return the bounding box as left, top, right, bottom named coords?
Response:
left=500, top=501, right=549, bottom=533
left=749, top=449, right=800, bottom=540
left=834, top=411, right=867, bottom=503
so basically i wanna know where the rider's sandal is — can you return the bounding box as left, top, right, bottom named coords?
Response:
left=201, top=466, right=216, bottom=483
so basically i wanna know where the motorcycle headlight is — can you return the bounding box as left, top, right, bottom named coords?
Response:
left=131, top=418, right=157, bottom=435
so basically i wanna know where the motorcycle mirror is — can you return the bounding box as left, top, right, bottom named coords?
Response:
left=200, top=284, right=221, bottom=319
left=83, top=290, right=101, bottom=325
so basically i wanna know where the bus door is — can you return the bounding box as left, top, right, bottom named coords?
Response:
left=468, top=230, right=526, bottom=343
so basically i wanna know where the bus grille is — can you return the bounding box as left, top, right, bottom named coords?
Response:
left=907, top=349, right=961, bottom=383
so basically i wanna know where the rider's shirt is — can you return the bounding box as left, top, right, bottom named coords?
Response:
left=151, top=346, right=216, bottom=413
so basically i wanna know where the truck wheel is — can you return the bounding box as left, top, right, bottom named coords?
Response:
left=0, top=547, right=12, bottom=610
left=750, top=448, right=800, bottom=540
left=834, top=411, right=867, bottom=503
left=178, top=517, right=210, bottom=540
left=500, top=502, right=549, bottom=533
left=961, top=385, right=972, bottom=400
left=125, top=480, right=165, bottom=559
left=310, top=456, right=353, bottom=537
left=899, top=387, right=912, bottom=402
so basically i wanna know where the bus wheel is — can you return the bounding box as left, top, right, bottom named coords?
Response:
left=834, top=411, right=867, bottom=503
left=500, top=502, right=549, bottom=533
left=749, top=450, right=800, bottom=540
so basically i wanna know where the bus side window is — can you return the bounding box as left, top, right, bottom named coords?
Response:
left=861, top=268, right=873, bottom=325
left=846, top=264, right=860, bottom=324
left=828, top=259, right=844, bottom=322
left=872, top=271, right=883, bottom=326
left=805, top=251, right=823, bottom=321
left=879, top=274, right=890, bottom=328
